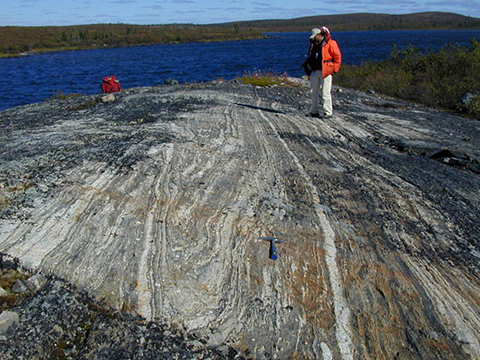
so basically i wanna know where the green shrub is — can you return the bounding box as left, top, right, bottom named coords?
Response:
left=336, top=39, right=480, bottom=119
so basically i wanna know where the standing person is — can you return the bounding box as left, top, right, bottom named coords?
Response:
left=306, top=26, right=342, bottom=118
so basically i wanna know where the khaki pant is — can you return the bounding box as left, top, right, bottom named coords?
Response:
left=310, top=71, right=333, bottom=116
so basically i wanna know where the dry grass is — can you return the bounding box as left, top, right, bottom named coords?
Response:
left=238, top=71, right=302, bottom=88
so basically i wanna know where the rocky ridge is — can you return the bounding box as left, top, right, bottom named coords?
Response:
left=0, top=254, right=235, bottom=359
left=0, top=80, right=479, bottom=359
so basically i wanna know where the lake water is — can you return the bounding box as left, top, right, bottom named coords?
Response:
left=1, top=29, right=479, bottom=111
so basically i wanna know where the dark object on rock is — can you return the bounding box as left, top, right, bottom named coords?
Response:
left=430, top=149, right=471, bottom=167
left=373, top=135, right=406, bottom=151
left=258, top=236, right=283, bottom=260
left=0, top=253, right=20, bottom=270
left=427, top=148, right=480, bottom=174
left=373, top=134, right=480, bottom=175
left=164, top=78, right=179, bottom=86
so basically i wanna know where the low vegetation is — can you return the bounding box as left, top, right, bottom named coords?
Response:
left=48, top=91, right=83, bottom=101
left=238, top=71, right=302, bottom=88
left=0, top=23, right=263, bottom=57
left=238, top=71, right=287, bottom=86
left=335, top=39, right=480, bottom=119
left=46, top=92, right=101, bottom=111
left=0, top=266, right=31, bottom=312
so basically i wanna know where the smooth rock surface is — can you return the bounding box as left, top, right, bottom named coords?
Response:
left=0, top=81, right=479, bottom=359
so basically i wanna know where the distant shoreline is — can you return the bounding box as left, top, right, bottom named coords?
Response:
left=2, top=27, right=479, bottom=60
left=0, top=35, right=268, bottom=59
left=1, top=11, right=478, bottom=58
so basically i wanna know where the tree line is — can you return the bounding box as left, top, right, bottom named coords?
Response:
left=0, top=24, right=262, bottom=57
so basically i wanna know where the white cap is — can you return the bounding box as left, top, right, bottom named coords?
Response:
left=309, top=28, right=321, bottom=39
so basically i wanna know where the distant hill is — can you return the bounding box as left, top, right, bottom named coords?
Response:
left=223, top=12, right=480, bottom=32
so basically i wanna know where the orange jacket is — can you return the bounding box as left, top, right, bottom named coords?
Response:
left=321, top=35, right=342, bottom=78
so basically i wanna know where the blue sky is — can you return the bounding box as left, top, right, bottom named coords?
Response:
left=1, top=0, right=479, bottom=26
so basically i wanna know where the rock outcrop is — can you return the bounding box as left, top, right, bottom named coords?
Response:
left=0, top=80, right=479, bottom=359
left=0, top=257, right=233, bottom=359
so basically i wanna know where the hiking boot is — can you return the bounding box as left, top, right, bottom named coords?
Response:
left=306, top=113, right=320, bottom=118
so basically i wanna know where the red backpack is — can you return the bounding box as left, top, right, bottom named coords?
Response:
left=102, top=75, right=121, bottom=93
